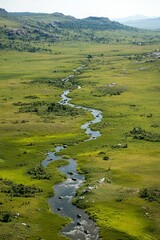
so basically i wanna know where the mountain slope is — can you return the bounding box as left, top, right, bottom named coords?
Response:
left=0, top=8, right=135, bottom=51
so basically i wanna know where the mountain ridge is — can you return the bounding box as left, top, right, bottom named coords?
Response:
left=0, top=8, right=130, bottom=30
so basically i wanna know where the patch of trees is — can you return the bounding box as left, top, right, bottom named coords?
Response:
left=130, top=127, right=160, bottom=142
left=47, top=102, right=80, bottom=116
left=29, top=77, right=62, bottom=86
left=95, top=84, right=126, bottom=96
left=139, top=188, right=160, bottom=203
left=1, top=179, right=42, bottom=197
left=0, top=41, right=51, bottom=52
left=30, top=76, right=79, bottom=89
left=14, top=101, right=82, bottom=116
left=27, top=165, right=51, bottom=180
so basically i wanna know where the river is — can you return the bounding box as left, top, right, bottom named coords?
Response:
left=42, top=66, right=103, bottom=240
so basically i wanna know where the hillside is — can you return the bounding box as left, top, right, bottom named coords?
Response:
left=0, top=8, right=137, bottom=52
left=1, top=8, right=160, bottom=53
left=0, top=8, right=130, bottom=31
left=1, top=8, right=160, bottom=50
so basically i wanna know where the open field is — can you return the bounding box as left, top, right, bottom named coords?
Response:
left=0, top=41, right=160, bottom=240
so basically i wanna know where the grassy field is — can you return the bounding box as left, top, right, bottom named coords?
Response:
left=0, top=42, right=160, bottom=240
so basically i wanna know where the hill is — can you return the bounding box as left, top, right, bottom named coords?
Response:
left=113, top=15, right=149, bottom=23
left=0, top=8, right=160, bottom=53
left=0, top=8, right=135, bottom=52
left=2, top=9, right=131, bottom=31
left=0, top=8, right=131, bottom=33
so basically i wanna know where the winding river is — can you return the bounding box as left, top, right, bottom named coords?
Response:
left=41, top=67, right=103, bottom=240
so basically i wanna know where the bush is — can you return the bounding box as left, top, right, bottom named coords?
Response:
left=103, top=156, right=109, bottom=160
left=1, top=179, right=42, bottom=197
left=139, top=188, right=160, bottom=203
left=130, top=127, right=160, bottom=142
left=16, top=101, right=82, bottom=117
left=0, top=212, right=14, bottom=222
left=24, top=95, right=39, bottom=99
left=112, top=143, right=128, bottom=149
left=95, top=84, right=126, bottom=96
left=29, top=76, right=79, bottom=90
left=27, top=165, right=51, bottom=180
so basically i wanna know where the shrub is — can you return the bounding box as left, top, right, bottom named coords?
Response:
left=96, top=84, right=127, bottom=96
left=16, top=101, right=82, bottom=117
left=29, top=76, right=79, bottom=90
left=112, top=143, right=128, bottom=149
left=0, top=212, right=14, bottom=222
left=130, top=127, right=160, bottom=142
left=24, top=95, right=39, bottom=99
left=27, top=165, right=51, bottom=180
left=139, top=188, right=160, bottom=203
left=1, top=179, right=42, bottom=197
left=103, top=156, right=109, bottom=160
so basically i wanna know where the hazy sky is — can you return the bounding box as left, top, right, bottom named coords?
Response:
left=0, top=0, right=159, bottom=18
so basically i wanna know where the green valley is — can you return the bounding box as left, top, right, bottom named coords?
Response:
left=0, top=8, right=160, bottom=240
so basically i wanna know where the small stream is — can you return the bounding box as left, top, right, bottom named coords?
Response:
left=60, top=90, right=102, bottom=140
left=41, top=68, right=102, bottom=240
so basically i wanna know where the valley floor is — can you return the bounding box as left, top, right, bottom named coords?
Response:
left=0, top=42, right=160, bottom=240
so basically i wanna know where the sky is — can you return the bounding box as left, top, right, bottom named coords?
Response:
left=0, top=0, right=160, bottom=19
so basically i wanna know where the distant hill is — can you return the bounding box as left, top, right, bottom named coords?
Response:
left=123, top=17, right=160, bottom=30
left=113, top=15, right=149, bottom=23
left=113, top=15, right=160, bottom=30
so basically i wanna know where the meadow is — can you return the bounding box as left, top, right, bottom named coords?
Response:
left=0, top=41, right=160, bottom=240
